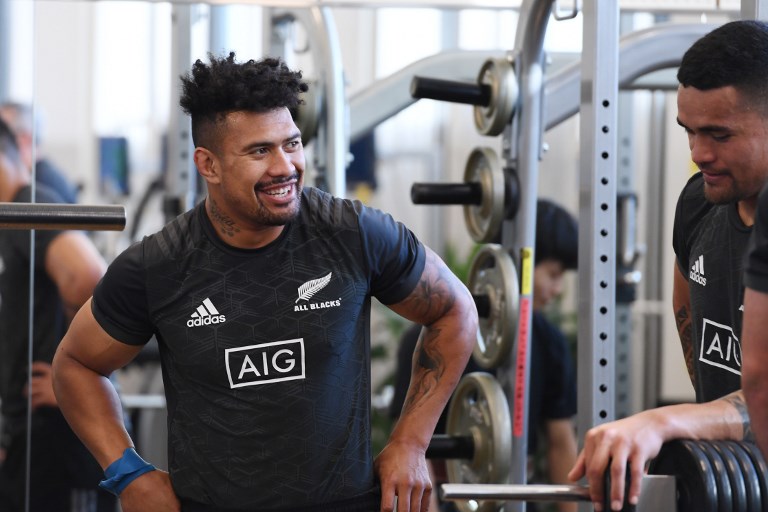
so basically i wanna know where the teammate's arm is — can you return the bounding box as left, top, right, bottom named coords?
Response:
left=672, top=263, right=696, bottom=388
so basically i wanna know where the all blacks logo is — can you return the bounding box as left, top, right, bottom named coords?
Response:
left=187, top=314, right=226, bottom=327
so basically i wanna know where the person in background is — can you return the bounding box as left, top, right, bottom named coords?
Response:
left=0, top=101, right=79, bottom=203
left=569, top=20, right=767, bottom=511
left=51, top=53, right=478, bottom=512
left=391, top=199, right=579, bottom=512
left=0, top=117, right=114, bottom=511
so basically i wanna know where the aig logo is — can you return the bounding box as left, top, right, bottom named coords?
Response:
left=225, top=339, right=305, bottom=389
left=699, top=318, right=741, bottom=376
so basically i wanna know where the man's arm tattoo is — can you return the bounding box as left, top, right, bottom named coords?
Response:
left=675, top=305, right=696, bottom=389
left=723, top=392, right=754, bottom=442
left=401, top=328, right=445, bottom=416
left=209, top=199, right=240, bottom=238
left=399, top=253, right=458, bottom=416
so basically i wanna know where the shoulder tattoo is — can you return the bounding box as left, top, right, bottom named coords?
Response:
left=402, top=251, right=457, bottom=323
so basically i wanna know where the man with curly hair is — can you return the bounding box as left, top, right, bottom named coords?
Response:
left=51, top=53, right=477, bottom=512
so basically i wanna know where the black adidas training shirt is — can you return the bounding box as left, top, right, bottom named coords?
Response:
left=673, top=172, right=749, bottom=403
left=92, top=187, right=426, bottom=509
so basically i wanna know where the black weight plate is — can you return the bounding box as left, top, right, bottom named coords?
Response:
left=711, top=441, right=747, bottom=512
left=648, top=439, right=718, bottom=512
left=723, top=441, right=762, bottom=512
left=696, top=440, right=733, bottom=512
left=739, top=441, right=768, bottom=511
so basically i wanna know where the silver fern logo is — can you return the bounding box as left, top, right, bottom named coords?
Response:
left=296, top=272, right=332, bottom=303
left=294, top=272, right=341, bottom=312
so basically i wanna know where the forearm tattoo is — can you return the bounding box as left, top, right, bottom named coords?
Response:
left=723, top=392, right=754, bottom=442
left=401, top=328, right=445, bottom=416
left=675, top=305, right=696, bottom=389
left=400, top=252, right=459, bottom=416
left=209, top=199, right=240, bottom=238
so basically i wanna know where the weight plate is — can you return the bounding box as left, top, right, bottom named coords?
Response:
left=723, top=441, right=762, bottom=512
left=446, top=372, right=512, bottom=512
left=462, top=147, right=505, bottom=243
left=466, top=244, right=519, bottom=369
left=712, top=441, right=748, bottom=512
left=295, top=79, right=322, bottom=146
left=696, top=441, right=734, bottom=512
left=473, top=57, right=518, bottom=136
left=739, top=441, right=768, bottom=511
left=648, top=439, right=718, bottom=512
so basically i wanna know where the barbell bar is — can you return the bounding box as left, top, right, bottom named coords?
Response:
left=440, top=474, right=674, bottom=512
left=411, top=147, right=519, bottom=244
left=0, top=203, right=126, bottom=231
left=411, top=57, right=518, bottom=136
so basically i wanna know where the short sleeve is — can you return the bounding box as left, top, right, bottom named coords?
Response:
left=672, top=172, right=712, bottom=275
left=356, top=204, right=426, bottom=305
left=91, top=241, right=155, bottom=345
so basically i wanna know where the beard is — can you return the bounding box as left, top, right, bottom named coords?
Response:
left=702, top=174, right=762, bottom=206
left=251, top=179, right=303, bottom=226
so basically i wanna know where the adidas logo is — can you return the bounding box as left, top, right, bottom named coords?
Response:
left=187, top=298, right=227, bottom=327
left=689, top=255, right=707, bottom=286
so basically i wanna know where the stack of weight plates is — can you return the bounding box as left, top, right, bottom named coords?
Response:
left=649, top=439, right=768, bottom=512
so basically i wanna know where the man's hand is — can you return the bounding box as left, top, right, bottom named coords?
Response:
left=118, top=469, right=181, bottom=512
left=567, top=411, right=666, bottom=511
left=24, top=362, right=58, bottom=410
left=375, top=438, right=432, bottom=512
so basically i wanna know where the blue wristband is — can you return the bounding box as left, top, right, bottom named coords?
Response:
left=98, top=447, right=156, bottom=496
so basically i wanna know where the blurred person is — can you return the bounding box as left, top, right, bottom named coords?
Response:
left=0, top=101, right=79, bottom=203
left=0, top=117, right=114, bottom=511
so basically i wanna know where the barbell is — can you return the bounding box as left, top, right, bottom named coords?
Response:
left=411, top=57, right=518, bottom=136
left=0, top=202, right=126, bottom=231
left=431, top=372, right=512, bottom=512
left=430, top=428, right=768, bottom=512
left=411, top=147, right=519, bottom=244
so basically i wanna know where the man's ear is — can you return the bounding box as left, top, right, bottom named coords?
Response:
left=194, top=147, right=220, bottom=184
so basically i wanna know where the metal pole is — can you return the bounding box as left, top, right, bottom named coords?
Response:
left=742, top=0, right=768, bottom=20
left=209, top=5, right=230, bottom=56
left=577, top=0, right=619, bottom=455
left=304, top=7, right=347, bottom=197
left=165, top=4, right=197, bottom=221
left=497, top=2, right=554, bottom=511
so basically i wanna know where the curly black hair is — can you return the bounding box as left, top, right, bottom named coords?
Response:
left=678, top=20, right=768, bottom=112
left=179, top=52, right=309, bottom=149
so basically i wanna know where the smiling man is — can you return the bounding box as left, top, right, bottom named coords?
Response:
left=568, top=20, right=768, bottom=512
left=51, top=54, right=477, bottom=512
